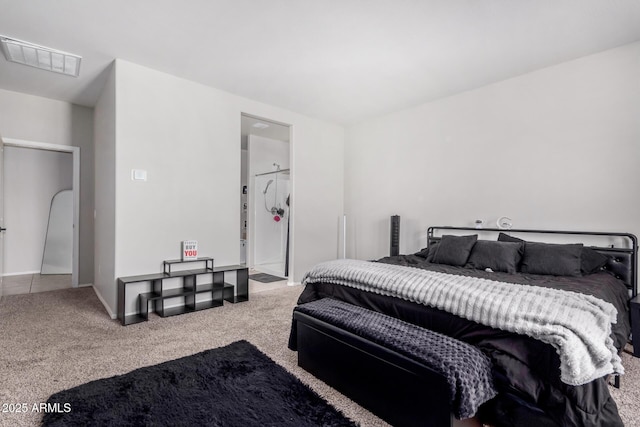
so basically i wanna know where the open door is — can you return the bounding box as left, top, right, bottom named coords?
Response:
left=0, top=134, right=4, bottom=301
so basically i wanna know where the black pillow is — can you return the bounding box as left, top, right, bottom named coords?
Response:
left=431, top=235, right=478, bottom=266
left=466, top=241, right=524, bottom=274
left=497, top=232, right=524, bottom=243
left=425, top=243, right=440, bottom=263
left=500, top=232, right=606, bottom=276
left=581, top=247, right=608, bottom=275
left=415, top=243, right=438, bottom=261
left=520, top=242, right=583, bottom=277
left=415, top=248, right=429, bottom=258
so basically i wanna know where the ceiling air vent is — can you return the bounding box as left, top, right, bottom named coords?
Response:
left=0, top=35, right=81, bottom=77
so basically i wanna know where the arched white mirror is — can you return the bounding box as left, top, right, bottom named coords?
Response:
left=41, top=189, right=73, bottom=274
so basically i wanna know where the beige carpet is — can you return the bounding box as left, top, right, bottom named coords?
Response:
left=0, top=285, right=387, bottom=427
left=0, top=286, right=637, bottom=427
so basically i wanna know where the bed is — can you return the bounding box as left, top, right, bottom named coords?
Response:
left=289, top=227, right=637, bottom=427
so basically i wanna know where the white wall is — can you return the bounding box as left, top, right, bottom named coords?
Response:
left=345, top=41, right=640, bottom=260
left=0, top=88, right=95, bottom=284
left=97, top=59, right=343, bottom=316
left=93, top=64, right=117, bottom=317
left=3, top=147, right=72, bottom=274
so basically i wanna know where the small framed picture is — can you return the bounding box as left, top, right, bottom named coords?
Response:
left=181, top=240, right=198, bottom=261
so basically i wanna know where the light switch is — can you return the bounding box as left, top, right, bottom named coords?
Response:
left=131, top=169, right=147, bottom=181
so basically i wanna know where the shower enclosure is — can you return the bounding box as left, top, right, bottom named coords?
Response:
left=253, top=168, right=290, bottom=278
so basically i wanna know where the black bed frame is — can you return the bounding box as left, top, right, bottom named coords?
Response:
left=427, top=226, right=638, bottom=297
left=295, top=227, right=638, bottom=426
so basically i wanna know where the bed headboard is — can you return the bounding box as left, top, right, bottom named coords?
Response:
left=427, top=226, right=638, bottom=297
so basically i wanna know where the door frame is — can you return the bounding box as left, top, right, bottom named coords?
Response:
left=241, top=113, right=293, bottom=280
left=3, top=138, right=80, bottom=287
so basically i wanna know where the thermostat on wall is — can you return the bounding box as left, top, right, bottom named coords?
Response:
left=131, top=169, right=147, bottom=181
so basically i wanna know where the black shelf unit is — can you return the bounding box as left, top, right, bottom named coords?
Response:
left=117, top=258, right=248, bottom=326
left=214, top=264, right=249, bottom=303
left=163, top=257, right=214, bottom=275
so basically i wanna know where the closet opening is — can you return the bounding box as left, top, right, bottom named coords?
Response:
left=1, top=138, right=80, bottom=296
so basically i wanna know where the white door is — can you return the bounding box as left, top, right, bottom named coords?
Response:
left=0, top=134, right=4, bottom=300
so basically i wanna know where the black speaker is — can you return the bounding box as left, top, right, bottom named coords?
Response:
left=390, top=215, right=400, bottom=257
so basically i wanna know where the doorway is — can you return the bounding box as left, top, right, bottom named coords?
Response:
left=240, top=114, right=291, bottom=281
left=1, top=138, right=80, bottom=296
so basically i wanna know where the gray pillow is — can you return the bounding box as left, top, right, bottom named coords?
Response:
left=465, top=241, right=524, bottom=274
left=432, top=235, right=478, bottom=266
left=520, top=242, right=583, bottom=277
left=581, top=247, right=608, bottom=275
left=425, top=243, right=439, bottom=262
left=414, top=243, right=438, bottom=261
left=497, top=232, right=523, bottom=244
left=499, top=232, right=600, bottom=276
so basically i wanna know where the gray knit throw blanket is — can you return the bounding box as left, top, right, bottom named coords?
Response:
left=295, top=298, right=497, bottom=419
left=302, top=259, right=623, bottom=386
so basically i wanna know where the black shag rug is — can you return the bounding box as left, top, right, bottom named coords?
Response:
left=249, top=273, right=286, bottom=283
left=43, top=340, right=357, bottom=427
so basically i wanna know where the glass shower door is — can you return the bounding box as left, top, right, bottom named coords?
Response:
left=253, top=173, right=290, bottom=277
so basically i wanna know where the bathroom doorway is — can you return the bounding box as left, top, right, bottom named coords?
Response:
left=240, top=114, right=291, bottom=280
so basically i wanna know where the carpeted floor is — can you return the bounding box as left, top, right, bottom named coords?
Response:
left=0, top=286, right=639, bottom=427
left=0, top=285, right=385, bottom=427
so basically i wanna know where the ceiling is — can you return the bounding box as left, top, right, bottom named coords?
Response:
left=1, top=1, right=640, bottom=125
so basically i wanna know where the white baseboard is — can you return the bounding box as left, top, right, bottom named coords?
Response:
left=92, top=285, right=117, bottom=320
left=3, top=270, right=40, bottom=277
